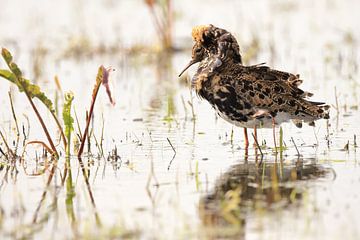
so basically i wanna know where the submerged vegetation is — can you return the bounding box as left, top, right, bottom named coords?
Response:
left=0, top=49, right=119, bottom=238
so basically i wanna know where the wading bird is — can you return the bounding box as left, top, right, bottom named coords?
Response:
left=179, top=25, right=329, bottom=149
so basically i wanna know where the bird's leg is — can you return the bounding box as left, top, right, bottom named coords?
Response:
left=253, top=125, right=258, bottom=148
left=272, top=117, right=278, bottom=155
left=243, top=127, right=249, bottom=149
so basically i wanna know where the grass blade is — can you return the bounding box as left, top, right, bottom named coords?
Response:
left=62, top=92, right=74, bottom=157
left=78, top=65, right=112, bottom=157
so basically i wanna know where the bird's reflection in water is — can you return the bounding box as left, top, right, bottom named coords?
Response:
left=199, top=156, right=334, bottom=238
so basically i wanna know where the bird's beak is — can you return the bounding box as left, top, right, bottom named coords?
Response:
left=178, top=59, right=199, bottom=77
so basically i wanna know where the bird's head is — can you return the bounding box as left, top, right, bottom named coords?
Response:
left=192, top=25, right=242, bottom=62
left=178, top=25, right=242, bottom=77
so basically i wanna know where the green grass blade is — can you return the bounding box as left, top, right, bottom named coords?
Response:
left=62, top=92, right=74, bottom=156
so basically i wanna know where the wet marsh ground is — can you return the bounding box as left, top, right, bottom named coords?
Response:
left=0, top=0, right=360, bottom=239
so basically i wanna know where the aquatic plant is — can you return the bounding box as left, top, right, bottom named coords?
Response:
left=0, top=49, right=114, bottom=159
left=0, top=48, right=116, bottom=232
left=0, top=48, right=62, bottom=156
left=61, top=92, right=76, bottom=224
left=77, top=65, right=114, bottom=157
left=63, top=92, right=75, bottom=157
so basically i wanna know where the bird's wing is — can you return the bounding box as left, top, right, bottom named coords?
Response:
left=226, top=71, right=330, bottom=121
left=241, top=64, right=313, bottom=98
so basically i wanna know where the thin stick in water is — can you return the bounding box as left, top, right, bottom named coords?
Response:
left=8, top=92, right=20, bottom=137
left=291, top=137, right=301, bottom=157
left=0, top=130, right=16, bottom=159
left=167, top=137, right=177, bottom=170
left=167, top=137, right=176, bottom=155
left=252, top=132, right=263, bottom=158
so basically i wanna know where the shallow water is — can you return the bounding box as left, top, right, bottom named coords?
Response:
left=0, top=0, right=360, bottom=239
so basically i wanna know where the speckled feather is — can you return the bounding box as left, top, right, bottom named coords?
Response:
left=188, top=25, right=330, bottom=128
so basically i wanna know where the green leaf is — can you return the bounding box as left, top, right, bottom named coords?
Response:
left=0, top=69, right=16, bottom=84
left=2, top=48, right=22, bottom=77
left=1, top=48, right=13, bottom=66
left=0, top=48, right=55, bottom=113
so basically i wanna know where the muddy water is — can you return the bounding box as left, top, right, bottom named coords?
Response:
left=1, top=0, right=360, bottom=239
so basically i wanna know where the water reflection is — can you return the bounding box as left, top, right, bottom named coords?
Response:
left=199, top=157, right=334, bottom=238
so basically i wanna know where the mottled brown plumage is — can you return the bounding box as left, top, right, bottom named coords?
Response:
left=180, top=24, right=329, bottom=129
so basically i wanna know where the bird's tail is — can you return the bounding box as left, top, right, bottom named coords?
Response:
left=291, top=100, right=330, bottom=128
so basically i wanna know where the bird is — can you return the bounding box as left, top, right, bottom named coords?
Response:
left=179, top=24, right=330, bottom=148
